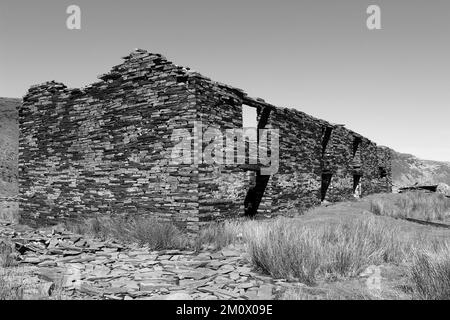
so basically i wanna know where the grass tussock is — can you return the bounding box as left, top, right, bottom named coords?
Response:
left=410, top=243, right=450, bottom=300
left=0, top=268, right=25, bottom=300
left=54, top=193, right=450, bottom=300
left=66, top=216, right=189, bottom=250
left=281, top=283, right=379, bottom=300
left=369, top=192, right=450, bottom=222
left=0, top=240, right=16, bottom=268
left=194, top=220, right=254, bottom=250
left=67, top=216, right=253, bottom=251
left=244, top=216, right=420, bottom=285
left=0, top=240, right=24, bottom=300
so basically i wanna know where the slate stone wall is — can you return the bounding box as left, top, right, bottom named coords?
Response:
left=19, top=49, right=392, bottom=229
left=19, top=50, right=200, bottom=231
left=191, top=75, right=247, bottom=222
left=266, top=107, right=324, bottom=214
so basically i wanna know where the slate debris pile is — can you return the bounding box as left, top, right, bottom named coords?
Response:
left=0, top=220, right=290, bottom=300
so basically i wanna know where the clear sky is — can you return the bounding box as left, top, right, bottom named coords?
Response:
left=1, top=0, right=449, bottom=161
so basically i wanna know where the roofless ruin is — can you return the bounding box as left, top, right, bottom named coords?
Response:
left=19, top=49, right=392, bottom=231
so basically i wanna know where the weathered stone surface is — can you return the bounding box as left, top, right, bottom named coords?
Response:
left=164, top=292, right=193, bottom=300
left=255, top=284, right=274, bottom=300
left=437, top=183, right=450, bottom=197
left=0, top=221, right=293, bottom=300
left=221, top=249, right=241, bottom=257
left=198, top=286, right=241, bottom=299
left=18, top=49, right=391, bottom=230
left=39, top=281, right=55, bottom=296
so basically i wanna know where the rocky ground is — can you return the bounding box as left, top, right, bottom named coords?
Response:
left=0, top=220, right=307, bottom=300
left=2, top=204, right=430, bottom=301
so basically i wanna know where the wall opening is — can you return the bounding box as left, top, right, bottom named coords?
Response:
left=242, top=104, right=273, bottom=217
left=242, top=104, right=258, bottom=164
left=322, top=126, right=333, bottom=155
left=242, top=104, right=258, bottom=129
left=320, top=173, right=333, bottom=201
left=246, top=170, right=257, bottom=188
left=378, top=166, right=387, bottom=178
left=244, top=172, right=270, bottom=217
left=353, top=136, right=362, bottom=156
left=353, top=174, right=362, bottom=198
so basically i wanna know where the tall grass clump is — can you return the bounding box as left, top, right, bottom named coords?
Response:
left=194, top=220, right=247, bottom=251
left=410, top=243, right=450, bottom=300
left=0, top=240, right=23, bottom=300
left=244, top=219, right=321, bottom=285
left=369, top=192, right=450, bottom=221
left=244, top=216, right=414, bottom=285
left=127, top=218, right=188, bottom=249
left=0, top=268, right=25, bottom=300
left=0, top=240, right=16, bottom=268
left=68, top=216, right=259, bottom=252
left=66, top=216, right=189, bottom=250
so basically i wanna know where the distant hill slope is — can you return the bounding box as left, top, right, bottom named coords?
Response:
left=0, top=97, right=449, bottom=198
left=390, top=149, right=450, bottom=189
left=0, top=97, right=20, bottom=197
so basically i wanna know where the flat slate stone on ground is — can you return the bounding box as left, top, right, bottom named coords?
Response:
left=0, top=221, right=292, bottom=300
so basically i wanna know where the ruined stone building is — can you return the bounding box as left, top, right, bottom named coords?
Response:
left=19, top=49, right=392, bottom=231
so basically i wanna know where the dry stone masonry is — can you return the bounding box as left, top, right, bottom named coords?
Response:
left=19, top=49, right=392, bottom=230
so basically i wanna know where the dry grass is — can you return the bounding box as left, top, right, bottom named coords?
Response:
left=410, top=243, right=450, bottom=300
left=281, top=283, right=379, bottom=300
left=66, top=216, right=190, bottom=250
left=243, top=215, right=440, bottom=285
left=38, top=193, right=450, bottom=300
left=0, top=240, right=16, bottom=268
left=242, top=193, right=450, bottom=298
left=194, top=220, right=250, bottom=250
left=67, top=216, right=253, bottom=251
left=369, top=192, right=450, bottom=222
left=0, top=239, right=23, bottom=300
left=0, top=268, right=26, bottom=300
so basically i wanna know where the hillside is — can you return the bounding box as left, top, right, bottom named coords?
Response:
left=0, top=97, right=20, bottom=197
left=390, top=149, right=450, bottom=189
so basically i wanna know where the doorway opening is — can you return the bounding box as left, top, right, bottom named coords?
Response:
left=378, top=167, right=387, bottom=178
left=353, top=174, right=362, bottom=198
left=321, top=173, right=333, bottom=201
left=244, top=171, right=270, bottom=217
